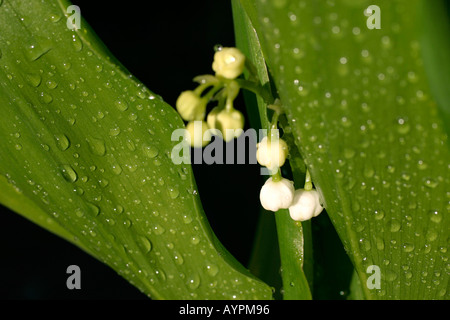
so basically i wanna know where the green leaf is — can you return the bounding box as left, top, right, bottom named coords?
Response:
left=232, top=0, right=312, bottom=299
left=0, top=0, right=272, bottom=299
left=244, top=0, right=449, bottom=299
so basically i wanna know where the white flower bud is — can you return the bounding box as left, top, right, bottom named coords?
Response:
left=212, top=47, right=246, bottom=80
left=259, top=177, right=295, bottom=212
left=184, top=121, right=211, bottom=148
left=209, top=108, right=244, bottom=141
left=176, top=90, right=207, bottom=121
left=288, top=189, right=323, bottom=221
left=256, top=136, right=288, bottom=171
left=206, top=106, right=221, bottom=135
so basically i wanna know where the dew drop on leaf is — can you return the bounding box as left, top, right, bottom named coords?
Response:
left=174, top=251, right=184, bottom=265
left=389, top=219, right=401, bottom=232
left=168, top=187, right=179, bottom=199
left=206, top=263, right=219, bottom=277
left=87, top=136, right=106, bottom=156
left=115, top=99, right=129, bottom=111
left=45, top=79, right=58, bottom=89
left=25, top=73, right=42, bottom=87
left=39, top=91, right=53, bottom=104
left=60, top=164, right=78, bottom=183
left=71, top=34, right=83, bottom=52
left=87, top=202, right=100, bottom=216
left=402, top=243, right=415, bottom=253
left=187, top=273, right=201, bottom=290
left=54, top=133, right=70, bottom=151
left=138, top=235, right=152, bottom=253
left=429, top=210, right=442, bottom=223
left=143, top=145, right=159, bottom=158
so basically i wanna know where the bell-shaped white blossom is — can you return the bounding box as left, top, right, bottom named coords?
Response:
left=176, top=90, right=207, bottom=121
left=259, top=177, right=295, bottom=212
left=208, top=108, right=244, bottom=141
left=184, top=120, right=211, bottom=148
left=212, top=47, right=246, bottom=80
left=288, top=189, right=323, bottom=221
left=256, top=136, right=288, bottom=171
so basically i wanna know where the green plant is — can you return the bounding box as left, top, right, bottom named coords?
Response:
left=0, top=0, right=448, bottom=300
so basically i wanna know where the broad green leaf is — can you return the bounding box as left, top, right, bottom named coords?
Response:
left=244, top=0, right=449, bottom=299
left=0, top=0, right=272, bottom=299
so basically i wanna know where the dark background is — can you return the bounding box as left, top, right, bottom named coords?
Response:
left=0, top=1, right=265, bottom=299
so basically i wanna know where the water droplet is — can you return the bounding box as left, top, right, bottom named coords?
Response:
left=375, top=237, right=385, bottom=250
left=153, top=224, right=165, bottom=235
left=374, top=210, right=385, bottom=220
left=55, top=134, right=70, bottom=151
left=49, top=14, right=61, bottom=22
left=182, top=214, right=193, bottom=224
left=24, top=40, right=52, bottom=61
left=71, top=34, right=83, bottom=52
left=138, top=235, right=152, bottom=253
left=155, top=268, right=166, bottom=282
left=426, top=229, right=438, bottom=242
left=363, top=164, right=375, bottom=178
left=168, top=187, right=179, bottom=199
left=187, top=273, right=201, bottom=290
left=59, top=62, right=71, bottom=72
left=385, top=270, right=398, bottom=282
left=25, top=73, right=42, bottom=87
left=123, top=219, right=132, bottom=228
left=87, top=136, right=106, bottom=156
left=206, top=264, right=219, bottom=277
left=60, top=164, right=78, bottom=183
left=396, top=118, right=410, bottom=134
left=343, top=148, right=355, bottom=159
left=109, top=127, right=121, bottom=137
left=39, top=91, right=53, bottom=104
left=115, top=99, right=128, bottom=111
left=114, top=205, right=124, bottom=214
left=213, top=44, right=223, bottom=52
left=423, top=178, right=438, bottom=189
left=429, top=210, right=442, bottom=223
left=46, top=79, right=58, bottom=89
left=389, top=219, right=401, bottom=232
left=402, top=243, right=415, bottom=253
left=98, top=178, right=109, bottom=188
left=417, top=160, right=427, bottom=170
left=111, top=162, right=123, bottom=175
left=75, top=208, right=84, bottom=217
left=143, top=145, right=159, bottom=158
left=174, top=251, right=184, bottom=265
left=87, top=202, right=100, bottom=216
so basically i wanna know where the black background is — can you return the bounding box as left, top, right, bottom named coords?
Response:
left=0, top=0, right=265, bottom=299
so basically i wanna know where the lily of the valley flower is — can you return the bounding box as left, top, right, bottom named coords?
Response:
left=256, top=136, right=288, bottom=171
left=207, top=107, right=244, bottom=142
left=184, top=120, right=211, bottom=148
left=212, top=47, right=246, bottom=80
left=259, top=177, right=295, bottom=212
left=288, top=189, right=323, bottom=221
left=176, top=90, right=207, bottom=121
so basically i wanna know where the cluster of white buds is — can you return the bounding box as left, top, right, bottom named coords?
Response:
left=175, top=47, right=247, bottom=147
left=259, top=173, right=324, bottom=221
left=256, top=107, right=323, bottom=221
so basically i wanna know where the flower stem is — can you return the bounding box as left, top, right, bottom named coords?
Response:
left=304, top=169, right=313, bottom=191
